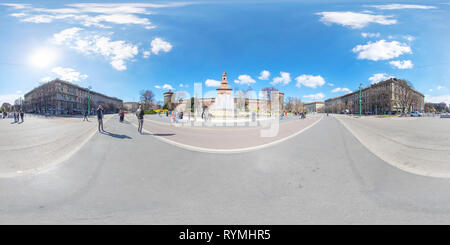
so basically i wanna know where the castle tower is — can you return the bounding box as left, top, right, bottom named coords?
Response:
left=163, top=90, right=174, bottom=110
left=217, top=72, right=232, bottom=94
left=220, top=72, right=229, bottom=89
left=215, top=72, right=234, bottom=120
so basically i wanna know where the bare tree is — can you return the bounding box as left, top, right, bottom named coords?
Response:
left=140, top=90, right=155, bottom=110
left=396, top=79, right=417, bottom=113
left=261, top=87, right=278, bottom=101
left=347, top=100, right=354, bottom=113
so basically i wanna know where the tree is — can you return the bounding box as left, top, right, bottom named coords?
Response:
left=140, top=90, right=155, bottom=110
left=261, top=87, right=278, bottom=101
left=347, top=100, right=354, bottom=113
left=396, top=79, right=416, bottom=113
left=284, top=97, right=303, bottom=112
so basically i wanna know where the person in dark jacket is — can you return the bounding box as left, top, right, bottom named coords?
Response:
left=20, top=110, right=24, bottom=123
left=119, top=109, right=125, bottom=122
left=97, top=105, right=104, bottom=132
left=83, top=110, right=89, bottom=121
left=136, top=104, right=145, bottom=134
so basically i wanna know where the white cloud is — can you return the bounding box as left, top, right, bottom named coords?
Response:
left=369, top=73, right=393, bottom=84
left=154, top=85, right=161, bottom=89
left=425, top=95, right=450, bottom=106
left=40, top=77, right=52, bottom=82
left=179, top=83, right=188, bottom=88
left=361, top=32, right=380, bottom=38
left=10, top=13, right=27, bottom=17
left=0, top=94, right=24, bottom=105
left=332, top=87, right=352, bottom=93
left=205, top=79, right=221, bottom=87
left=143, top=50, right=151, bottom=59
left=51, top=67, right=88, bottom=82
left=163, top=84, right=173, bottom=90
left=53, top=28, right=139, bottom=71
left=327, top=83, right=334, bottom=87
left=234, top=74, right=256, bottom=85
left=352, top=40, right=412, bottom=61
left=404, top=35, right=415, bottom=41
left=271, top=72, right=291, bottom=85
left=2, top=3, right=194, bottom=29
left=151, top=38, right=172, bottom=55
left=295, top=75, right=326, bottom=88
left=429, top=89, right=433, bottom=92
left=317, top=11, right=396, bottom=29
left=389, top=60, right=413, bottom=69
left=66, top=3, right=191, bottom=14
left=0, top=3, right=31, bottom=9
left=303, top=93, right=325, bottom=101
left=369, top=4, right=436, bottom=10
left=437, top=86, right=445, bottom=90
left=258, top=70, right=270, bottom=80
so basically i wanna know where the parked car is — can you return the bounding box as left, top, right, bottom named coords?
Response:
left=410, top=111, right=422, bottom=117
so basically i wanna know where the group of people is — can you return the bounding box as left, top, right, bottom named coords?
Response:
left=93, top=104, right=146, bottom=134
left=1, top=110, right=24, bottom=122
left=12, top=110, right=24, bottom=123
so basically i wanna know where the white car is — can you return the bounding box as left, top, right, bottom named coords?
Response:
left=410, top=111, right=422, bottom=117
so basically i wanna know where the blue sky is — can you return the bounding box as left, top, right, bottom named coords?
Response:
left=0, top=0, right=449, bottom=105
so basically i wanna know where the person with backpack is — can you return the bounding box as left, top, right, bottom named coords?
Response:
left=136, top=104, right=145, bottom=134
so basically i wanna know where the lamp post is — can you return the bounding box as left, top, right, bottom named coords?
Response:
left=359, top=83, right=362, bottom=117
left=88, top=86, right=92, bottom=115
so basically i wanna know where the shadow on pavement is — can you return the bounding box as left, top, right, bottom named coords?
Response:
left=142, top=132, right=175, bottom=136
left=101, top=131, right=132, bottom=139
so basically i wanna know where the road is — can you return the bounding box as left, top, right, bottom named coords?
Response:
left=1, top=115, right=450, bottom=224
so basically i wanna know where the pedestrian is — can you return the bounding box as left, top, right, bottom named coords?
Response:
left=136, top=104, right=144, bottom=134
left=20, top=110, right=24, bottom=123
left=119, top=109, right=125, bottom=122
left=97, top=105, right=104, bottom=132
left=83, top=109, right=89, bottom=121
left=13, top=111, right=17, bottom=123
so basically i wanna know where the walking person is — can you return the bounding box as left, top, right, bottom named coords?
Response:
left=97, top=105, right=104, bottom=132
left=83, top=110, right=89, bottom=121
left=119, top=109, right=125, bottom=122
left=136, top=104, right=144, bottom=134
left=20, top=110, right=24, bottom=123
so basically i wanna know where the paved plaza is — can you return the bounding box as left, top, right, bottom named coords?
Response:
left=1, top=114, right=450, bottom=224
left=336, top=115, right=450, bottom=178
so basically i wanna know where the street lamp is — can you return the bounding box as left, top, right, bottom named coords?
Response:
left=359, top=83, right=362, bottom=117
left=88, top=86, right=92, bottom=115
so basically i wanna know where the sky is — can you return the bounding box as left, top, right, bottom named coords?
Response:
left=0, top=0, right=449, bottom=106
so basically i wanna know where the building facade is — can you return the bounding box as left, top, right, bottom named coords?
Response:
left=123, top=102, right=140, bottom=112
left=24, top=79, right=123, bottom=115
left=304, top=102, right=325, bottom=113
left=325, top=78, right=424, bottom=114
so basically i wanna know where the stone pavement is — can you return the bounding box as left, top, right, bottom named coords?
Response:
left=335, top=114, right=450, bottom=178
left=4, top=116, right=450, bottom=224
left=0, top=114, right=113, bottom=177
left=126, top=114, right=323, bottom=152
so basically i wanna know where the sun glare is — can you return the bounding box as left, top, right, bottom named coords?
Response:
left=29, top=48, right=58, bottom=68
